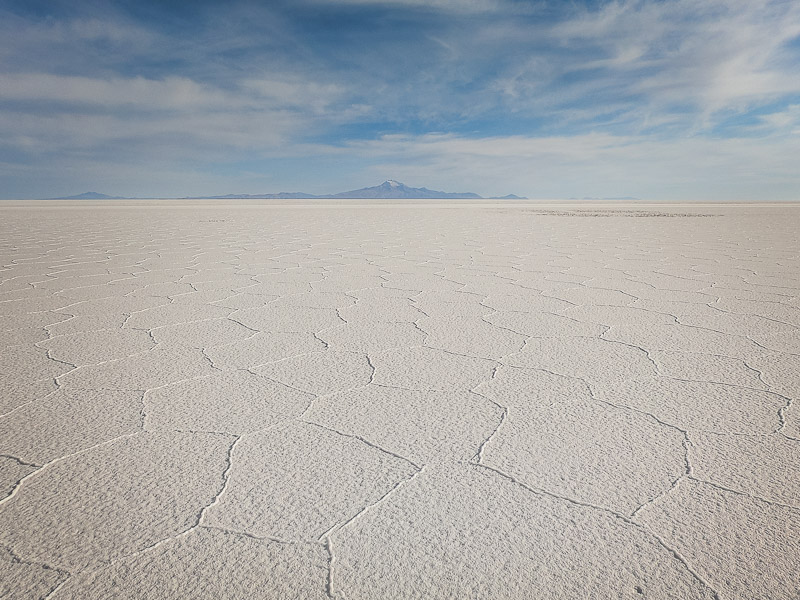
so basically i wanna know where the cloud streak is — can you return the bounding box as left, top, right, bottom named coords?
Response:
left=0, top=0, right=798, bottom=199
left=335, top=131, right=800, bottom=200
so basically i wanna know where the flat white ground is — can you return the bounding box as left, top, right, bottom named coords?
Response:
left=1, top=200, right=798, bottom=599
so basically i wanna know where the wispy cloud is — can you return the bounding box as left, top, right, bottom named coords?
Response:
left=0, top=0, right=798, bottom=198
left=338, top=131, right=800, bottom=200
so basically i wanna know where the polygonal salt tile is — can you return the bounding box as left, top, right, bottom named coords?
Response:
left=0, top=456, right=37, bottom=500
left=750, top=330, right=800, bottom=354
left=2, top=345, right=74, bottom=383
left=0, top=547, right=66, bottom=600
left=183, top=273, right=253, bottom=289
left=127, top=282, right=196, bottom=297
left=628, top=271, right=711, bottom=292
left=58, top=346, right=215, bottom=391
left=203, top=421, right=417, bottom=540
left=145, top=371, right=312, bottom=434
left=123, top=303, right=231, bottom=329
left=252, top=269, right=323, bottom=284
left=0, top=378, right=57, bottom=416
left=503, top=337, right=656, bottom=387
left=64, top=295, right=169, bottom=316
left=0, top=312, right=71, bottom=331
left=240, top=282, right=313, bottom=298
left=150, top=318, right=253, bottom=349
left=2, top=327, right=51, bottom=346
left=51, top=528, right=329, bottom=600
left=53, top=282, right=144, bottom=302
left=0, top=389, right=143, bottom=465
left=744, top=351, right=800, bottom=399
left=0, top=297, right=74, bottom=314
left=690, top=432, right=800, bottom=507
left=371, top=347, right=495, bottom=391
left=650, top=350, right=767, bottom=389
left=678, top=311, right=792, bottom=339
left=0, top=274, right=47, bottom=292
left=604, top=323, right=764, bottom=361
left=420, top=316, right=526, bottom=360
left=269, top=291, right=358, bottom=309
left=39, top=328, right=155, bottom=365
left=211, top=293, right=278, bottom=310
left=32, top=274, right=122, bottom=291
left=510, top=277, right=583, bottom=294
left=443, top=271, right=512, bottom=289
left=564, top=304, right=676, bottom=327
left=45, top=312, right=129, bottom=336
left=593, top=377, right=783, bottom=435
left=332, top=462, right=716, bottom=599
left=412, top=299, right=492, bottom=318
left=412, top=289, right=482, bottom=303
left=338, top=298, right=424, bottom=322
left=482, top=398, right=685, bottom=514
left=232, top=305, right=343, bottom=333
left=635, top=479, right=800, bottom=600
left=714, top=297, right=800, bottom=326
left=630, top=298, right=721, bottom=321
left=307, top=385, right=502, bottom=464
left=546, top=286, right=636, bottom=306
left=311, top=275, right=389, bottom=293
left=168, top=289, right=238, bottom=305
left=474, top=365, right=590, bottom=410
left=485, top=311, right=605, bottom=338
left=132, top=268, right=194, bottom=283
left=205, top=331, right=325, bottom=370
left=481, top=294, right=572, bottom=313
left=318, top=322, right=425, bottom=353
left=785, top=403, right=800, bottom=440
left=0, top=432, right=233, bottom=572
left=358, top=286, right=423, bottom=299
left=382, top=274, right=460, bottom=293
left=254, top=350, right=371, bottom=396
left=621, top=285, right=713, bottom=304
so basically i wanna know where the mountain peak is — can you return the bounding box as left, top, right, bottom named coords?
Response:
left=335, top=181, right=482, bottom=199
left=48, top=191, right=124, bottom=200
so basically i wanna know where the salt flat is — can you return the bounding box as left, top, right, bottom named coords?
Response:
left=1, top=200, right=798, bottom=599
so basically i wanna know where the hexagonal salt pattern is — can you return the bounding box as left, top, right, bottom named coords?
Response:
left=1, top=201, right=798, bottom=599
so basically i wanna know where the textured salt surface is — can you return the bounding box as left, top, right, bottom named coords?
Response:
left=0, top=200, right=798, bottom=599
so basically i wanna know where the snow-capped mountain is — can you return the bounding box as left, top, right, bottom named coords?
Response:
left=334, top=180, right=482, bottom=199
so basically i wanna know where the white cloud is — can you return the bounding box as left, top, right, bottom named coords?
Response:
left=551, top=0, right=800, bottom=126
left=338, top=132, right=800, bottom=201
left=0, top=1, right=798, bottom=199
left=0, top=73, right=241, bottom=110
left=307, top=0, right=512, bottom=13
left=0, top=70, right=373, bottom=158
left=757, top=104, right=800, bottom=133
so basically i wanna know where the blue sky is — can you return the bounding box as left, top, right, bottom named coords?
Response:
left=1, top=0, right=799, bottom=200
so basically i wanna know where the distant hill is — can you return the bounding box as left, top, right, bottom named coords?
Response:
left=49, top=181, right=525, bottom=200
left=333, top=180, right=482, bottom=199
left=569, top=196, right=640, bottom=201
left=48, top=192, right=125, bottom=200
left=189, top=180, right=518, bottom=199
left=187, top=192, right=318, bottom=199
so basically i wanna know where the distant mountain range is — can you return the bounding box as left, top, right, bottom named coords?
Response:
left=49, top=181, right=525, bottom=200
left=334, top=180, right=483, bottom=199
left=49, top=192, right=126, bottom=200
left=569, top=196, right=641, bottom=201
left=186, top=180, right=524, bottom=199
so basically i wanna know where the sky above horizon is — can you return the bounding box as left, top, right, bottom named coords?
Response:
left=1, top=0, right=799, bottom=200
